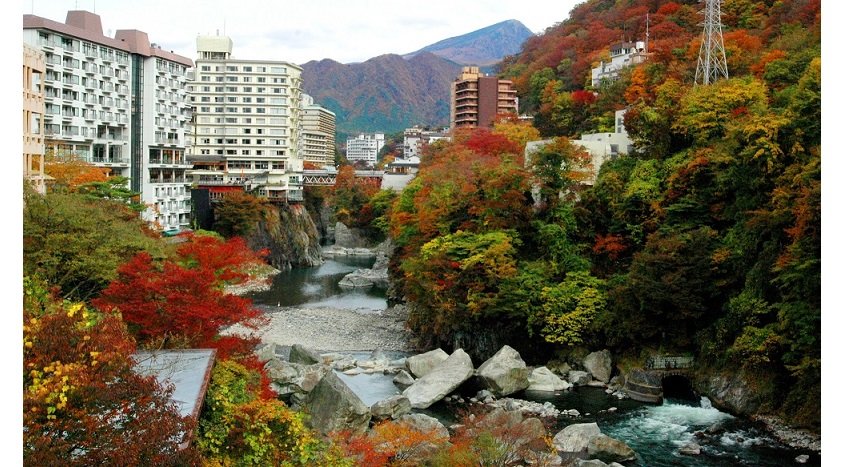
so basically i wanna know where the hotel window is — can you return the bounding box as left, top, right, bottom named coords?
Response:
left=243, top=66, right=252, bottom=72
left=243, top=77, right=252, bottom=82
left=255, top=161, right=268, bottom=169
left=257, top=77, right=266, bottom=83
left=226, top=66, right=238, bottom=72
left=243, top=87, right=252, bottom=92
left=270, top=67, right=285, bottom=74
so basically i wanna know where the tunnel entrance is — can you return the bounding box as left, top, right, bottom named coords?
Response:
left=661, top=374, right=697, bottom=401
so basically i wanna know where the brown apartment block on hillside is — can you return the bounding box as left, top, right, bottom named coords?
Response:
left=450, top=66, right=517, bottom=131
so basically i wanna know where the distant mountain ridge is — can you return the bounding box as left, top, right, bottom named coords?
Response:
left=300, top=20, right=534, bottom=135
left=403, top=19, right=534, bottom=67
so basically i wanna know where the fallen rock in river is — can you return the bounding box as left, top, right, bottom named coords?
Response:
left=583, top=349, right=613, bottom=383
left=406, top=348, right=449, bottom=378
left=392, top=369, right=415, bottom=389
left=527, top=366, right=572, bottom=392
left=403, top=349, right=474, bottom=409
left=476, top=345, right=530, bottom=397
left=553, top=422, right=601, bottom=454
left=678, top=442, right=701, bottom=456
left=588, top=434, right=636, bottom=463
left=304, top=371, right=371, bottom=435
left=371, top=395, right=412, bottom=421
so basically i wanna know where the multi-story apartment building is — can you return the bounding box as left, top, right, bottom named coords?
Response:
left=591, top=41, right=647, bottom=88
left=402, top=126, right=449, bottom=159
left=450, top=66, right=517, bottom=131
left=23, top=44, right=47, bottom=194
left=300, top=94, right=336, bottom=167
left=23, top=11, right=193, bottom=232
left=345, top=133, right=385, bottom=166
left=186, top=36, right=304, bottom=202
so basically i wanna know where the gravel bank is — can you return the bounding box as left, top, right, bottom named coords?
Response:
left=225, top=304, right=415, bottom=353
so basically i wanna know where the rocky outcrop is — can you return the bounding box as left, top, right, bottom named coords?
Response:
left=244, top=203, right=323, bottom=270
left=406, top=348, right=449, bottom=378
left=333, top=222, right=373, bottom=248
left=338, top=251, right=389, bottom=288
left=476, top=345, right=530, bottom=397
left=304, top=371, right=371, bottom=435
left=527, top=366, right=572, bottom=392
left=289, top=344, right=322, bottom=365
left=553, top=423, right=635, bottom=464
left=397, top=413, right=450, bottom=441
left=263, top=358, right=330, bottom=407
left=392, top=369, right=415, bottom=389
left=568, top=370, right=591, bottom=386
left=583, top=350, right=613, bottom=383
left=403, top=349, right=474, bottom=409
left=696, top=371, right=763, bottom=416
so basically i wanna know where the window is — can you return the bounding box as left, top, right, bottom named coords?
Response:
left=242, top=87, right=252, bottom=92
left=270, top=97, right=286, bottom=105
left=244, top=129, right=252, bottom=134
left=256, top=97, right=266, bottom=103
left=255, top=161, right=268, bottom=169
left=256, top=108, right=266, bottom=114
left=241, top=139, right=251, bottom=144
left=270, top=66, right=286, bottom=74
left=257, top=66, right=266, bottom=72
left=243, top=97, right=252, bottom=103
left=201, top=65, right=211, bottom=71
left=215, top=76, right=224, bottom=82
left=225, top=118, right=237, bottom=123
left=256, top=87, right=265, bottom=93
left=215, top=86, right=224, bottom=92
left=271, top=78, right=285, bottom=84
left=241, top=149, right=250, bottom=155
left=243, top=77, right=252, bottom=82
left=226, top=76, right=237, bottom=82
left=201, top=76, right=210, bottom=81
left=257, top=77, right=266, bottom=83
left=272, top=162, right=285, bottom=170
left=215, top=107, right=224, bottom=113
left=256, top=139, right=264, bottom=145
left=226, top=107, right=237, bottom=113
left=243, top=108, right=252, bottom=113
left=243, top=66, right=252, bottom=72
left=226, top=66, right=238, bottom=72
left=200, top=106, right=210, bottom=112
left=201, top=86, right=211, bottom=92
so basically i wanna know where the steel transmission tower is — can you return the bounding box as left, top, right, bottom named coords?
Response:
left=694, top=0, right=729, bottom=85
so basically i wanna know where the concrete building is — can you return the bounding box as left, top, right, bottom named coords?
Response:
left=300, top=94, right=336, bottom=167
left=345, top=133, right=384, bottom=166
left=450, top=66, right=517, bottom=130
left=23, top=44, right=48, bottom=194
left=186, top=35, right=304, bottom=202
left=402, top=126, right=449, bottom=159
left=23, top=11, right=194, bottom=232
left=591, top=41, right=647, bottom=88
left=526, top=110, right=633, bottom=186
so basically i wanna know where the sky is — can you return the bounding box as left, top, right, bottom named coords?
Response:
left=22, top=0, right=581, bottom=64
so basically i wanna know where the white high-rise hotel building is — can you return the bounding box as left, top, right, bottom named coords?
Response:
left=186, top=36, right=304, bottom=202
left=23, top=11, right=193, bottom=232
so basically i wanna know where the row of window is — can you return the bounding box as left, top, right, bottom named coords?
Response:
left=45, top=90, right=129, bottom=110
left=189, top=86, right=288, bottom=95
left=199, top=65, right=288, bottom=74
left=153, top=185, right=188, bottom=198
left=197, top=149, right=287, bottom=157
left=38, top=32, right=130, bottom=65
left=197, top=137, right=287, bottom=145
left=155, top=59, right=187, bottom=77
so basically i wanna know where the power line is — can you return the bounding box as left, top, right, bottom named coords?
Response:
left=694, top=0, right=729, bottom=85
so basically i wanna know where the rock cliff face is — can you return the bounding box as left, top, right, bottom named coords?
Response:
left=244, top=204, right=323, bottom=270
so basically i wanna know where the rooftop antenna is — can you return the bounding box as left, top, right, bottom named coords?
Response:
left=695, top=0, right=729, bottom=85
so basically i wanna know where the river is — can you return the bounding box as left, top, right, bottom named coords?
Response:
left=248, top=257, right=820, bottom=465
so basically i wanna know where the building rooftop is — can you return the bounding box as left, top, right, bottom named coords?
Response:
left=132, top=349, right=216, bottom=421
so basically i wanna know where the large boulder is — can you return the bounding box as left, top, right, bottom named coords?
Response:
left=403, top=349, right=474, bottom=409
left=553, top=422, right=601, bottom=454
left=289, top=344, right=322, bottom=365
left=587, top=434, right=636, bottom=463
left=583, top=350, right=613, bottom=383
left=406, top=348, right=449, bottom=378
left=476, top=345, right=530, bottom=397
left=333, top=222, right=371, bottom=248
left=304, top=371, right=371, bottom=435
left=528, top=366, right=572, bottom=392
left=371, top=395, right=412, bottom=421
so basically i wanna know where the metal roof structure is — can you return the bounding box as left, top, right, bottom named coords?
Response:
left=132, top=349, right=217, bottom=422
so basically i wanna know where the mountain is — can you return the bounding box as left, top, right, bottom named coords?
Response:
left=301, top=20, right=534, bottom=136
left=403, top=19, right=534, bottom=67
left=301, top=52, right=462, bottom=136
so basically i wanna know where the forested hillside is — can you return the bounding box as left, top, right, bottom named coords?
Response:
left=391, top=0, right=820, bottom=428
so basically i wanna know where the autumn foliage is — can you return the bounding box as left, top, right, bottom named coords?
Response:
left=93, top=234, right=267, bottom=355
left=24, top=277, right=197, bottom=465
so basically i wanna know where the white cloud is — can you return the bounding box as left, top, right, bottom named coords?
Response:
left=24, top=0, right=578, bottom=64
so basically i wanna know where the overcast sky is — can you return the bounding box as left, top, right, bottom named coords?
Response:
left=23, top=0, right=580, bottom=64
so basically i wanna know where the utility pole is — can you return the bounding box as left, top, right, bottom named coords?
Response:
left=694, top=0, right=729, bottom=85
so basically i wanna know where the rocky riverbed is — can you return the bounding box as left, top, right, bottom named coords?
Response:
left=225, top=304, right=415, bottom=353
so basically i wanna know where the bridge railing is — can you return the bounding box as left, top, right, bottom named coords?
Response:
left=646, top=355, right=694, bottom=370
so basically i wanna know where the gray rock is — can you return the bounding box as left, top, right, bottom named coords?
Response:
left=333, top=222, right=371, bottom=248
left=255, top=343, right=279, bottom=362
left=528, top=366, right=572, bottom=392
left=371, top=395, right=412, bottom=420
left=397, top=413, right=450, bottom=441
left=568, top=370, right=591, bottom=386
left=588, top=434, right=636, bottom=463
left=289, top=343, right=322, bottom=365
left=553, top=422, right=601, bottom=453
left=304, top=371, right=371, bottom=435
left=623, top=369, right=663, bottom=403
left=587, top=380, right=608, bottom=388
left=547, top=360, right=572, bottom=377
left=699, top=372, right=762, bottom=416
left=679, top=442, right=701, bottom=456
left=406, top=348, right=449, bottom=378
left=338, top=272, right=375, bottom=288
left=583, top=350, right=613, bottom=383
left=264, top=359, right=330, bottom=404
left=795, top=454, right=810, bottom=463
left=392, top=369, right=415, bottom=389
left=476, top=345, right=530, bottom=397
left=403, top=349, right=474, bottom=409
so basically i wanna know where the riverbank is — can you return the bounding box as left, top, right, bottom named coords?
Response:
left=226, top=304, right=415, bottom=353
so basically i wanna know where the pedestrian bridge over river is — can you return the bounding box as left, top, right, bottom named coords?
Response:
left=301, top=169, right=384, bottom=186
